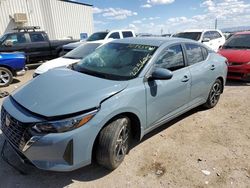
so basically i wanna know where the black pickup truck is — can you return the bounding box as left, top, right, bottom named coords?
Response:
left=0, top=27, right=77, bottom=63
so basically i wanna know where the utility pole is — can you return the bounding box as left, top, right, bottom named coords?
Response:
left=215, top=18, right=218, bottom=29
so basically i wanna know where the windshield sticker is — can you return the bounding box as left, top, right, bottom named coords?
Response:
left=130, top=54, right=152, bottom=76
left=128, top=44, right=156, bottom=51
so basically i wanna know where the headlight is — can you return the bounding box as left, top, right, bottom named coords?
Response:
left=32, top=110, right=97, bottom=133
left=247, top=62, right=250, bottom=65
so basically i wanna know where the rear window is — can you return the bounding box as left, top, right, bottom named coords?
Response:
left=122, top=31, right=133, bottom=38
left=174, top=32, right=202, bottom=41
left=30, top=33, right=45, bottom=42
left=223, top=34, right=250, bottom=49
left=87, top=32, right=108, bottom=41
left=185, top=44, right=204, bottom=65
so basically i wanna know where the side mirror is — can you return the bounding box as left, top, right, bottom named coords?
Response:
left=150, top=67, right=173, bottom=80
left=202, top=38, right=210, bottom=43
left=4, top=40, right=13, bottom=47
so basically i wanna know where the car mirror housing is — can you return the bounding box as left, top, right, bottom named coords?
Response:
left=202, top=38, right=210, bottom=43
left=150, top=67, right=173, bottom=80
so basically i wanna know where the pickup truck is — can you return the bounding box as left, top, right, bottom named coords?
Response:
left=0, top=27, right=77, bottom=63
left=0, top=52, right=26, bottom=87
left=60, top=30, right=136, bottom=55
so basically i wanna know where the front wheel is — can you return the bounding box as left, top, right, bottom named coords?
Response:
left=203, top=79, right=222, bottom=109
left=0, top=67, right=13, bottom=87
left=96, top=117, right=131, bottom=170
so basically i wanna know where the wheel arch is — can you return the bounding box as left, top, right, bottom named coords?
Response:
left=91, top=112, right=142, bottom=161
left=0, top=65, right=15, bottom=76
left=217, top=76, right=224, bottom=93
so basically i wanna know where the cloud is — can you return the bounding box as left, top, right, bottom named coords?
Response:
left=93, top=7, right=137, bottom=20
left=141, top=0, right=175, bottom=8
left=147, top=0, right=175, bottom=5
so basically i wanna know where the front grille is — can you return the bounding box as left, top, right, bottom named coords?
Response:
left=227, top=72, right=244, bottom=77
left=1, top=107, right=33, bottom=151
left=229, top=62, right=244, bottom=66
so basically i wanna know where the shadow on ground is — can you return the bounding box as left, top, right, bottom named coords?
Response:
left=0, top=106, right=204, bottom=187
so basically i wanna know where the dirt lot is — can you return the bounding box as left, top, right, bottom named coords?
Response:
left=0, top=69, right=249, bottom=188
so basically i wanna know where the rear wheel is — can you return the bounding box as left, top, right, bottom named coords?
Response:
left=96, top=117, right=131, bottom=170
left=203, top=79, right=222, bottom=109
left=0, top=67, right=13, bottom=87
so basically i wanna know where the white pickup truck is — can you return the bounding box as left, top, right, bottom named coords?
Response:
left=61, top=30, right=136, bottom=54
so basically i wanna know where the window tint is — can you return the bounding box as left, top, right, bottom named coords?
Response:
left=201, top=47, right=208, bottom=60
left=6, top=34, right=26, bottom=45
left=109, top=32, right=120, bottom=39
left=185, top=44, right=204, bottom=65
left=155, top=45, right=185, bottom=71
left=122, top=31, right=133, bottom=38
left=203, top=31, right=212, bottom=40
left=30, top=33, right=45, bottom=42
left=86, top=32, right=108, bottom=41
left=210, top=31, right=222, bottom=39
left=173, top=32, right=201, bottom=41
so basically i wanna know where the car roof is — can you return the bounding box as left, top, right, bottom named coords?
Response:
left=111, top=37, right=195, bottom=47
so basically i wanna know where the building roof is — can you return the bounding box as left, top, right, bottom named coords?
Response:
left=59, top=0, right=93, bottom=7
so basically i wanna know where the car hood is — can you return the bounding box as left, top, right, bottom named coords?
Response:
left=35, top=57, right=80, bottom=74
left=11, top=68, right=128, bottom=118
left=63, top=41, right=85, bottom=49
left=218, top=49, right=250, bottom=63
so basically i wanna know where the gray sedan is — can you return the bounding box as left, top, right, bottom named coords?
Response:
left=1, top=37, right=227, bottom=171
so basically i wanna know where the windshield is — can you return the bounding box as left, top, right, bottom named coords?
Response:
left=73, top=42, right=158, bottom=80
left=223, top=34, right=250, bottom=49
left=64, top=43, right=101, bottom=59
left=86, top=32, right=108, bottom=41
left=173, top=32, right=202, bottom=41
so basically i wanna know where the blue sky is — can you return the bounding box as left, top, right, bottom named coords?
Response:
left=76, top=0, right=250, bottom=34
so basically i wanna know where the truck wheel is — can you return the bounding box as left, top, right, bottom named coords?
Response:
left=0, top=67, right=13, bottom=87
left=203, top=79, right=222, bottom=109
left=96, top=117, right=131, bottom=170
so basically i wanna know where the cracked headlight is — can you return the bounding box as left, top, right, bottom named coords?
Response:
left=32, top=110, right=97, bottom=133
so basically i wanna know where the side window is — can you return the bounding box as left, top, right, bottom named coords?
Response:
left=213, top=31, right=222, bottom=39
left=201, top=47, right=209, bottom=60
left=203, top=31, right=212, bottom=40
left=155, top=45, right=185, bottom=71
left=30, top=33, right=45, bottom=42
left=185, top=43, right=204, bottom=65
left=108, top=32, right=120, bottom=39
left=122, top=31, right=133, bottom=38
left=6, top=34, right=26, bottom=45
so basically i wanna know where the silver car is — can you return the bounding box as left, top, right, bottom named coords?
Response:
left=1, top=38, right=227, bottom=171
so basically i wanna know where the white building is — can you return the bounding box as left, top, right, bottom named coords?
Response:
left=0, top=0, right=94, bottom=39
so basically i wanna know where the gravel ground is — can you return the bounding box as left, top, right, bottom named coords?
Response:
left=0, top=69, right=249, bottom=188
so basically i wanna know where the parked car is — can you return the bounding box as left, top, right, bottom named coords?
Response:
left=173, top=29, right=225, bottom=51
left=1, top=38, right=227, bottom=172
left=218, top=31, right=250, bottom=81
left=34, top=41, right=107, bottom=76
left=0, top=52, right=26, bottom=87
left=0, top=26, right=77, bottom=63
left=60, top=30, right=136, bottom=54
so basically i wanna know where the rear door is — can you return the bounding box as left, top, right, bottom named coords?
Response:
left=27, top=32, right=50, bottom=60
left=184, top=43, right=215, bottom=105
left=145, top=44, right=191, bottom=128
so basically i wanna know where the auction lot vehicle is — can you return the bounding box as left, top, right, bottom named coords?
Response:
left=173, top=29, right=225, bottom=51
left=218, top=32, right=250, bottom=81
left=0, top=52, right=26, bottom=87
left=0, top=27, right=77, bottom=63
left=33, top=41, right=107, bottom=76
left=1, top=38, right=227, bottom=171
left=60, top=30, right=136, bottom=54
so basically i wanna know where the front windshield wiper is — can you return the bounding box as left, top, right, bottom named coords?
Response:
left=224, top=45, right=250, bottom=49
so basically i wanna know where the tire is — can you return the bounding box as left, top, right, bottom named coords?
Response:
left=203, top=79, right=222, bottom=109
left=96, top=117, right=131, bottom=170
left=0, top=67, right=13, bottom=87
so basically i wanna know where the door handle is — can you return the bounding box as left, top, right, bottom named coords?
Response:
left=181, top=75, right=190, bottom=82
left=210, top=65, right=215, bottom=70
